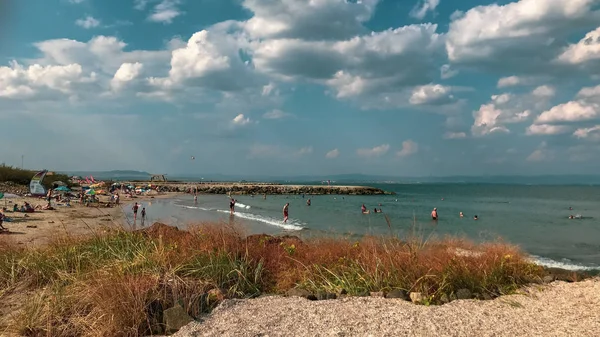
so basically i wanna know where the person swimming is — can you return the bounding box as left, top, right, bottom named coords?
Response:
left=361, top=204, right=370, bottom=214
left=459, top=211, right=464, bottom=218
left=474, top=215, right=479, bottom=220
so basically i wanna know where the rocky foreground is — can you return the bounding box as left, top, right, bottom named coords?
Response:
left=172, top=279, right=600, bottom=337
left=127, top=182, right=393, bottom=195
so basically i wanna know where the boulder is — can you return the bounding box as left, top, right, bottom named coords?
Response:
left=455, top=289, right=472, bottom=300
left=384, top=289, right=409, bottom=300
left=409, top=292, right=424, bottom=303
left=163, top=304, right=193, bottom=334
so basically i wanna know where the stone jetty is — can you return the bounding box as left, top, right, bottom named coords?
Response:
left=124, top=182, right=393, bottom=195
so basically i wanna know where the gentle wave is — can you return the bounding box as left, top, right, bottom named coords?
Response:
left=217, top=210, right=304, bottom=231
left=529, top=255, right=600, bottom=271
left=176, top=204, right=216, bottom=212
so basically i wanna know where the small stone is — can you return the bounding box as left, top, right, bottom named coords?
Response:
left=163, top=304, right=193, bottom=334
left=439, top=294, right=450, bottom=304
left=543, top=275, right=555, bottom=284
left=455, top=288, right=472, bottom=300
left=482, top=293, right=493, bottom=301
left=409, top=292, right=424, bottom=303
left=370, top=291, right=384, bottom=297
left=385, top=289, right=409, bottom=300
left=285, top=288, right=313, bottom=298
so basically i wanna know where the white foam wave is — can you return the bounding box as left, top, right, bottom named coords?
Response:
left=176, top=204, right=216, bottom=212
left=235, top=202, right=251, bottom=209
left=217, top=210, right=304, bottom=231
left=529, top=255, right=600, bottom=271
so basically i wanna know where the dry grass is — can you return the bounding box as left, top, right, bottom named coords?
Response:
left=0, top=222, right=543, bottom=336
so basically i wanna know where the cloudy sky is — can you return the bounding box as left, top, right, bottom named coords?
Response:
left=1, top=0, right=599, bottom=177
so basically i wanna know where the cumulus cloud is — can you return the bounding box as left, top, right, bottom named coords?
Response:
left=111, top=62, right=143, bottom=91
left=531, top=85, right=555, bottom=97
left=242, top=0, right=379, bottom=41
left=148, top=0, right=183, bottom=24
left=557, top=27, right=600, bottom=65
left=497, top=76, right=525, bottom=88
left=409, top=84, right=454, bottom=105
left=446, top=0, right=600, bottom=74
left=75, top=16, right=100, bottom=29
left=325, top=148, right=340, bottom=159
left=231, top=113, right=252, bottom=126
left=573, top=125, right=600, bottom=140
left=536, top=101, right=599, bottom=124
left=396, top=140, right=418, bottom=157
left=526, top=124, right=571, bottom=136
left=410, top=0, right=440, bottom=20
left=356, top=144, right=390, bottom=158
left=471, top=94, right=532, bottom=136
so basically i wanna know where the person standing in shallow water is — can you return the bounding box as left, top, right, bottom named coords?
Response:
left=141, top=207, right=146, bottom=225
left=132, top=202, right=139, bottom=220
left=229, top=198, right=236, bottom=215
left=283, top=203, right=289, bottom=223
left=431, top=207, right=438, bottom=220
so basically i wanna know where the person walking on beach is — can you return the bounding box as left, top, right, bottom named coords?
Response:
left=229, top=198, right=236, bottom=215
left=431, top=208, right=438, bottom=220
left=283, top=203, right=289, bottom=223
left=132, top=202, right=139, bottom=220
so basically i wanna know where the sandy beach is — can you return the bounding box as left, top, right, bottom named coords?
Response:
left=0, top=192, right=176, bottom=247
left=173, top=279, right=600, bottom=337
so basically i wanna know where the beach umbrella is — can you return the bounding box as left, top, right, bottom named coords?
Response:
left=86, top=189, right=96, bottom=195
left=55, top=186, right=70, bottom=192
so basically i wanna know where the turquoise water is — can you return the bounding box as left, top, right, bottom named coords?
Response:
left=124, top=183, right=600, bottom=271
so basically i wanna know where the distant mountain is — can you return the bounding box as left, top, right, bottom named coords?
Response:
left=64, top=170, right=152, bottom=180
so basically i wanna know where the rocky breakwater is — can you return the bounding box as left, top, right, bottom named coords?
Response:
left=137, top=182, right=392, bottom=195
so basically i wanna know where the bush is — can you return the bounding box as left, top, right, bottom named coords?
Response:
left=0, top=165, right=72, bottom=188
left=0, top=223, right=544, bottom=336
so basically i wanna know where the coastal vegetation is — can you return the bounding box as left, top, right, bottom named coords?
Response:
left=0, top=165, right=72, bottom=189
left=0, top=222, right=546, bottom=336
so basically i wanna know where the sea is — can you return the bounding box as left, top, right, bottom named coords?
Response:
left=123, top=183, right=600, bottom=272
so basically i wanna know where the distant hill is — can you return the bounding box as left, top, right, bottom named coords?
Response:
left=64, top=170, right=152, bottom=181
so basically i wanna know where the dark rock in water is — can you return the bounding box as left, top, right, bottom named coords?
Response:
left=316, top=292, right=337, bottom=300
left=163, top=304, right=193, bottom=334
left=286, top=288, right=314, bottom=299
left=455, top=289, right=472, bottom=300
left=385, top=289, right=409, bottom=300
left=439, top=294, right=450, bottom=304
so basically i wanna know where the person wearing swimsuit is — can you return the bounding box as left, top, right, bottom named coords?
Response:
left=431, top=207, right=438, bottom=220
left=229, top=199, right=236, bottom=215
left=283, top=203, right=289, bottom=223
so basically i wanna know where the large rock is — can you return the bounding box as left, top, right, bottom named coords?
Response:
left=163, top=304, right=193, bottom=334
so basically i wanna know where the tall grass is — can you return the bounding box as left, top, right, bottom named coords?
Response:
left=0, top=165, right=73, bottom=188
left=0, top=222, right=543, bottom=336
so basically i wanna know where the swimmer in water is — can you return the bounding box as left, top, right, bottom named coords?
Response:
left=474, top=215, right=479, bottom=220
left=306, top=198, right=311, bottom=206
left=431, top=208, right=438, bottom=220
left=459, top=211, right=464, bottom=218
left=361, top=204, right=369, bottom=214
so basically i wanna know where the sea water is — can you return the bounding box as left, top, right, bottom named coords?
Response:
left=124, top=183, right=600, bottom=271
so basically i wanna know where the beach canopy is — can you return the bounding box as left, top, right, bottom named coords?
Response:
left=54, top=186, right=70, bottom=192
left=86, top=189, right=96, bottom=195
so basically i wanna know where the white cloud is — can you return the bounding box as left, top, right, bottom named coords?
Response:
left=232, top=113, right=252, bottom=126
left=356, top=144, right=390, bottom=158
left=148, top=0, right=183, bottom=24
left=262, top=109, right=291, bottom=119
left=497, top=76, right=523, bottom=88
left=446, top=0, right=600, bottom=73
left=536, top=101, right=599, bottom=124
left=242, top=0, right=379, bottom=40
left=396, top=140, right=419, bottom=157
left=75, top=16, right=100, bottom=29
left=526, top=124, right=571, bottom=135
left=0, top=61, right=97, bottom=99
left=410, top=0, right=440, bottom=20
left=325, top=148, right=340, bottom=159
left=440, top=64, right=458, bottom=79
left=443, top=132, right=467, bottom=139
left=409, top=84, right=454, bottom=105
left=573, top=125, right=600, bottom=140
left=111, top=62, right=143, bottom=91
left=297, top=146, right=313, bottom=156
left=471, top=94, right=532, bottom=136
left=557, top=27, right=600, bottom=65
left=577, top=84, right=600, bottom=101
left=532, top=85, right=555, bottom=97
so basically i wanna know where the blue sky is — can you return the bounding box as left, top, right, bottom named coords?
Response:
left=0, top=0, right=599, bottom=177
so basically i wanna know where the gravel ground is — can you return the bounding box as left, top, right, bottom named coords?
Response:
left=173, top=279, right=600, bottom=337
